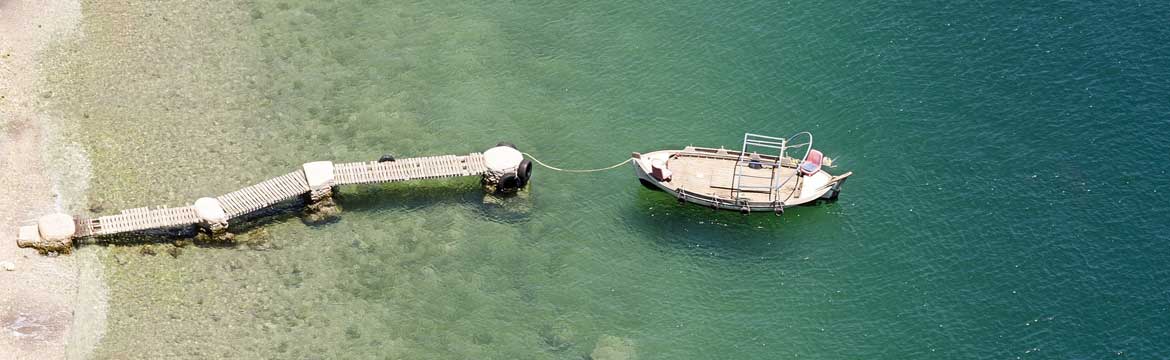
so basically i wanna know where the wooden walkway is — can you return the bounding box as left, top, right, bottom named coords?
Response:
left=217, top=170, right=312, bottom=219
left=333, top=154, right=488, bottom=185
left=75, top=206, right=200, bottom=238
left=72, top=153, right=488, bottom=238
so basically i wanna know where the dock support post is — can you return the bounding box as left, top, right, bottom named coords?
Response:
left=481, top=143, right=530, bottom=194
left=15, top=214, right=75, bottom=254
left=194, top=197, right=232, bottom=241
left=303, top=161, right=335, bottom=202
left=302, top=161, right=340, bottom=223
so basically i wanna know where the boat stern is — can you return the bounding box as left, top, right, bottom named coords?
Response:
left=818, top=171, right=853, bottom=200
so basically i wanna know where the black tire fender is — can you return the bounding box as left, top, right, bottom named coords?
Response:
left=499, top=174, right=521, bottom=192
left=517, top=159, right=533, bottom=187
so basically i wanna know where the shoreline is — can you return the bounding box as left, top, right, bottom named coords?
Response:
left=0, top=1, right=105, bottom=359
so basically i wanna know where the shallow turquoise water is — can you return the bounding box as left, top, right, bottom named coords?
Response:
left=49, top=0, right=1170, bottom=358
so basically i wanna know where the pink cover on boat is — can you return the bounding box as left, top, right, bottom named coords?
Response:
left=799, top=149, right=823, bottom=176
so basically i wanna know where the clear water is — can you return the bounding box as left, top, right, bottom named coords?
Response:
left=45, top=0, right=1170, bottom=358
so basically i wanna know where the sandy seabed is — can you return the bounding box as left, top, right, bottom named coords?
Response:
left=1, top=1, right=106, bottom=359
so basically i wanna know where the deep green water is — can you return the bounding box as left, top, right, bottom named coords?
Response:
left=46, top=0, right=1170, bottom=358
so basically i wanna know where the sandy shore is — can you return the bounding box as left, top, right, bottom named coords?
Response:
left=0, top=1, right=104, bottom=359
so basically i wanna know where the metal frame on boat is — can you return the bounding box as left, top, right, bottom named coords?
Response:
left=631, top=132, right=852, bottom=214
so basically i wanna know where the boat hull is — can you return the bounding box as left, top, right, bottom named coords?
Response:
left=631, top=149, right=848, bottom=213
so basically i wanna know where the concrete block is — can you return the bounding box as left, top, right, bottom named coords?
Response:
left=194, top=197, right=227, bottom=224
left=17, top=225, right=40, bottom=247
left=37, top=214, right=76, bottom=241
left=484, top=146, right=523, bottom=173
left=302, top=161, right=335, bottom=189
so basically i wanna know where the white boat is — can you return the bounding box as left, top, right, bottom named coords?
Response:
left=631, top=132, right=852, bottom=214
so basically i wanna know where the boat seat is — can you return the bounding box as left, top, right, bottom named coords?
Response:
left=799, top=149, right=823, bottom=176
left=748, top=152, right=764, bottom=169
left=651, top=159, right=672, bottom=182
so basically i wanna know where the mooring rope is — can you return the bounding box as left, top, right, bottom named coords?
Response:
left=522, top=152, right=633, bottom=173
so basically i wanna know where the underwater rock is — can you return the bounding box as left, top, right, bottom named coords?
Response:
left=244, top=228, right=275, bottom=251
left=194, top=230, right=236, bottom=245
left=481, top=188, right=533, bottom=219
left=539, top=322, right=576, bottom=352
left=29, top=240, right=72, bottom=255
left=166, top=246, right=183, bottom=258
left=88, top=200, right=105, bottom=214
left=301, top=195, right=341, bottom=225
left=140, top=245, right=157, bottom=256
left=591, top=335, right=636, bottom=360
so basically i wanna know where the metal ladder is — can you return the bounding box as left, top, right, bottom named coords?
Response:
left=729, top=133, right=787, bottom=202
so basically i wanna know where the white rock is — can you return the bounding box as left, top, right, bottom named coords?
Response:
left=2, top=261, right=14, bottom=271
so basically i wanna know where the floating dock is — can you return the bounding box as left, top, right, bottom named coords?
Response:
left=17, top=145, right=530, bottom=253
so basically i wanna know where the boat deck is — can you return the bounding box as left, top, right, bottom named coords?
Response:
left=664, top=154, right=801, bottom=203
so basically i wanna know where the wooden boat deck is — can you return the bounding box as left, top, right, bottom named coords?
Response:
left=665, top=154, right=801, bottom=203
